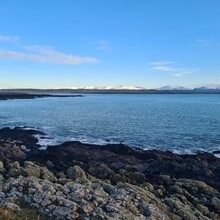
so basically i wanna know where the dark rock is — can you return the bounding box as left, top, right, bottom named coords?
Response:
left=87, top=163, right=115, bottom=180
left=109, top=162, right=125, bottom=171
left=138, top=202, right=151, bottom=216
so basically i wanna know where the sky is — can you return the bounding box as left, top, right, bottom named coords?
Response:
left=0, top=0, right=220, bottom=89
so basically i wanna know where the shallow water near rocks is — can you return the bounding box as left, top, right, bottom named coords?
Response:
left=0, top=94, right=220, bottom=154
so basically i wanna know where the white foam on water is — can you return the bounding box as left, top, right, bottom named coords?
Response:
left=39, top=146, right=47, bottom=150
left=20, top=127, right=220, bottom=156
left=34, top=134, right=59, bottom=148
left=68, top=136, right=117, bottom=146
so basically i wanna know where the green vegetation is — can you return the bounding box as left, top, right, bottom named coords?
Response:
left=0, top=199, right=49, bottom=220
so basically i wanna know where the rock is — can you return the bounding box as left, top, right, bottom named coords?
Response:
left=57, top=171, right=66, bottom=179
left=57, top=178, right=73, bottom=185
left=5, top=202, right=21, bottom=211
left=67, top=166, right=86, bottom=180
left=8, top=161, right=22, bottom=177
left=145, top=182, right=154, bottom=191
left=46, top=160, right=55, bottom=169
left=155, top=188, right=164, bottom=197
left=40, top=167, right=57, bottom=182
left=23, top=161, right=41, bottom=178
left=41, top=198, right=52, bottom=206
left=110, top=162, right=125, bottom=170
left=52, top=206, right=70, bottom=218
left=102, top=183, right=125, bottom=200
left=211, top=197, right=220, bottom=210
left=196, top=204, right=209, bottom=215
left=139, top=202, right=151, bottom=217
left=88, top=163, right=115, bottom=180
left=105, top=203, right=120, bottom=213
left=0, top=175, right=4, bottom=185
left=169, top=185, right=183, bottom=194
left=11, top=149, right=27, bottom=159
left=20, top=145, right=27, bottom=151
left=0, top=161, right=4, bottom=170
left=127, top=204, right=139, bottom=215
left=1, top=127, right=220, bottom=219
left=159, top=175, right=171, bottom=182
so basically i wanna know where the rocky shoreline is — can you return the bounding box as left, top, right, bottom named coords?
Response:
left=0, top=127, right=220, bottom=219
left=0, top=93, right=83, bottom=100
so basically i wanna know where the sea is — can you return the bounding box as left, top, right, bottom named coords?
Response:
left=0, top=94, right=220, bottom=154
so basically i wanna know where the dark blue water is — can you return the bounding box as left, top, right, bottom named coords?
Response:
left=0, top=94, right=220, bottom=154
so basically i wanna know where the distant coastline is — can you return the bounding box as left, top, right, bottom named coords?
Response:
left=0, top=93, right=83, bottom=100
left=1, top=88, right=220, bottom=95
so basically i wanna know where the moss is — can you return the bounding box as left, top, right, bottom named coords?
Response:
left=0, top=199, right=49, bottom=220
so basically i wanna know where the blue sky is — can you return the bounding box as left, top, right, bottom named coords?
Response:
left=0, top=0, right=220, bottom=89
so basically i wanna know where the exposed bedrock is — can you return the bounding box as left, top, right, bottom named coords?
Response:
left=0, top=127, right=220, bottom=219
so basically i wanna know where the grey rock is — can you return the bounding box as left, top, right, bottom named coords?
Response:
left=67, top=165, right=86, bottom=180
left=40, top=167, right=57, bottom=182
left=20, top=145, right=27, bottom=151
left=8, top=161, right=22, bottom=177
left=23, top=161, right=41, bottom=178
left=0, top=161, right=4, bottom=170
left=139, top=202, right=151, bottom=217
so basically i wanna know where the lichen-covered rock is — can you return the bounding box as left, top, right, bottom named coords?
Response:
left=88, top=163, right=115, bottom=179
left=0, top=135, right=220, bottom=220
left=196, top=204, right=209, bottom=215
left=23, top=161, right=41, bottom=178
left=211, top=197, right=220, bottom=210
left=0, top=161, right=4, bottom=170
left=57, top=178, right=73, bottom=185
left=67, top=165, right=86, bottom=180
left=8, top=161, right=22, bottom=177
left=0, top=174, right=4, bottom=186
left=1, top=162, right=220, bottom=220
left=40, top=167, right=57, bottom=182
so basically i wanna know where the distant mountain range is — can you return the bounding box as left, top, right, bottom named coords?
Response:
left=54, top=85, right=220, bottom=91
left=156, top=86, right=190, bottom=90
left=55, top=86, right=147, bottom=90
left=157, top=85, right=220, bottom=91
left=194, top=86, right=220, bottom=91
left=1, top=85, right=220, bottom=94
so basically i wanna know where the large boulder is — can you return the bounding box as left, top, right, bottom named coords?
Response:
left=8, top=161, right=22, bottom=177
left=87, top=163, right=115, bottom=180
left=67, top=166, right=86, bottom=180
left=40, top=167, right=57, bottom=182
left=23, top=161, right=41, bottom=178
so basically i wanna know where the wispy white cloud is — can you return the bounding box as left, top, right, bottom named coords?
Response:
left=0, top=40, right=99, bottom=64
left=0, top=34, right=19, bottom=43
left=93, top=40, right=111, bottom=51
left=172, top=68, right=196, bottom=77
left=150, top=66, right=176, bottom=72
left=174, top=73, right=183, bottom=77
left=148, top=60, right=196, bottom=77
left=0, top=34, right=99, bottom=64
left=148, top=61, right=175, bottom=66
left=195, top=39, right=212, bottom=47
left=0, top=47, right=99, bottom=64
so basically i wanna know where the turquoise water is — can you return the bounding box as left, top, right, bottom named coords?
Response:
left=0, top=94, right=220, bottom=154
